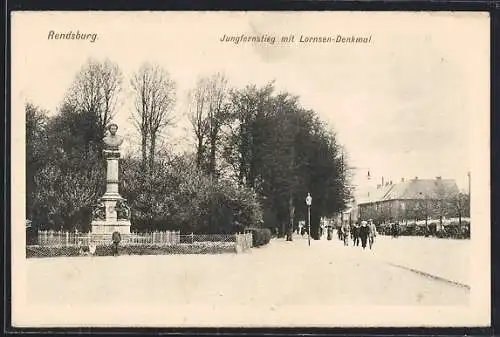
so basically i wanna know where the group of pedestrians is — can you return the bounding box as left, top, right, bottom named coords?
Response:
left=338, top=219, right=377, bottom=250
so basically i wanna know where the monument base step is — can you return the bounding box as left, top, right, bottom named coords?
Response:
left=91, top=220, right=131, bottom=235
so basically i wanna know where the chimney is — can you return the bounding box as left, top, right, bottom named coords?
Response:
left=436, top=176, right=442, bottom=180
left=414, top=176, right=418, bottom=180
left=401, top=177, right=405, bottom=182
left=390, top=180, right=393, bottom=185
left=381, top=176, right=384, bottom=186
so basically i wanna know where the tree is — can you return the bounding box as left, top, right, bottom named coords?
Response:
left=26, top=103, right=49, bottom=223
left=120, top=154, right=262, bottom=233
left=187, top=77, right=210, bottom=170
left=224, top=83, right=275, bottom=188
left=131, top=63, right=176, bottom=171
left=223, top=84, right=350, bottom=238
left=450, top=192, right=470, bottom=225
left=187, top=73, right=230, bottom=176
left=33, top=157, right=104, bottom=231
left=26, top=102, right=106, bottom=231
left=64, top=58, right=123, bottom=153
left=26, top=58, right=125, bottom=230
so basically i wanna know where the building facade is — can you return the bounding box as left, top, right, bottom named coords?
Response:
left=356, top=177, right=460, bottom=224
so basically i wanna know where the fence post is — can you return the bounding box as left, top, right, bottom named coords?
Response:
left=191, top=232, right=194, bottom=244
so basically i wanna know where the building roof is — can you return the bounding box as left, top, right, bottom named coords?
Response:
left=355, top=183, right=391, bottom=204
left=357, top=178, right=459, bottom=205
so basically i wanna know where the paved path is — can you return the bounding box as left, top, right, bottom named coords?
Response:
left=364, top=235, right=470, bottom=286
left=27, top=237, right=469, bottom=307
left=317, top=232, right=470, bottom=286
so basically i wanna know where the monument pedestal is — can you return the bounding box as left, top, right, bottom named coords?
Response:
left=91, top=194, right=132, bottom=235
left=91, top=140, right=131, bottom=236
left=91, top=220, right=131, bottom=234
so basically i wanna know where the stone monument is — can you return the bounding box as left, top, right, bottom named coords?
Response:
left=91, top=123, right=131, bottom=235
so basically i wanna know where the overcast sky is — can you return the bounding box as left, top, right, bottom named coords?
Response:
left=12, top=11, right=489, bottom=191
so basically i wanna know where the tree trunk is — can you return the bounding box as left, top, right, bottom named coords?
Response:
left=311, top=210, right=321, bottom=240
left=238, top=124, right=246, bottom=185
left=149, top=135, right=156, bottom=172
left=209, top=135, right=217, bottom=177
left=196, top=137, right=204, bottom=169
left=141, top=132, right=148, bottom=170
left=286, top=194, right=294, bottom=241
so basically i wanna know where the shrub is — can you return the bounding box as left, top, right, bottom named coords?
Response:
left=122, top=156, right=263, bottom=234
left=26, top=242, right=237, bottom=258
left=247, top=228, right=271, bottom=247
left=26, top=245, right=80, bottom=258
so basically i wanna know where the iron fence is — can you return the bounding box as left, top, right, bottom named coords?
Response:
left=35, top=230, right=181, bottom=247
left=28, top=230, right=252, bottom=257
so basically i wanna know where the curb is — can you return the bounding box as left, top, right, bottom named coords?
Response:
left=387, top=262, right=470, bottom=290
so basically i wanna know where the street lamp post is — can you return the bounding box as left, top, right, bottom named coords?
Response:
left=306, top=192, right=312, bottom=246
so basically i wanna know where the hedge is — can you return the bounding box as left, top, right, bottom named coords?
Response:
left=246, top=228, right=271, bottom=247
left=26, top=242, right=237, bottom=258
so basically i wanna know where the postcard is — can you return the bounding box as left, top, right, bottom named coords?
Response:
left=11, top=11, right=490, bottom=327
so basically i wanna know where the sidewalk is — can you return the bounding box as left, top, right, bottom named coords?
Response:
left=369, top=235, right=470, bottom=287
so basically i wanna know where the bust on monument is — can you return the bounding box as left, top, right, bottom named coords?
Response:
left=103, top=123, right=124, bottom=151
left=92, top=122, right=131, bottom=235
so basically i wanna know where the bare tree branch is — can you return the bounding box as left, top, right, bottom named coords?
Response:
left=64, top=58, right=123, bottom=143
left=187, top=72, right=230, bottom=176
left=131, top=63, right=176, bottom=171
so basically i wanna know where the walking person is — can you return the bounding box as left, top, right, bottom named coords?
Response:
left=352, top=222, right=360, bottom=247
left=368, top=219, right=377, bottom=249
left=359, top=221, right=370, bottom=249
left=394, top=221, right=400, bottom=238
left=342, top=222, right=350, bottom=246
